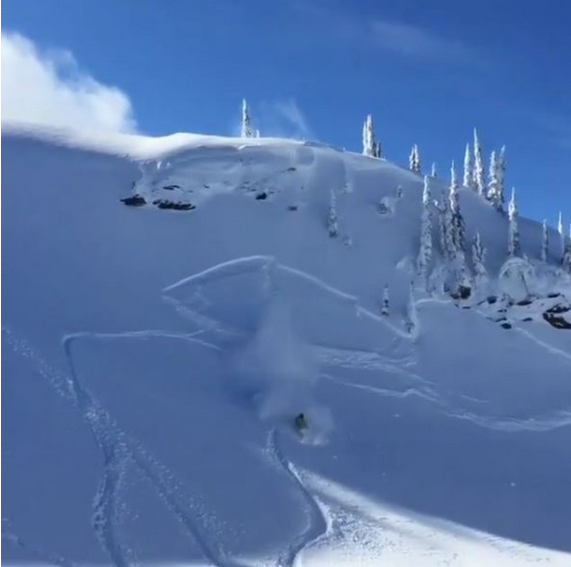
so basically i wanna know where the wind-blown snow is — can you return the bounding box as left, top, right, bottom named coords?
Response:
left=2, top=124, right=570, bottom=566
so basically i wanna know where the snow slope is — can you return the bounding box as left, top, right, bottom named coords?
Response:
left=2, top=124, right=571, bottom=566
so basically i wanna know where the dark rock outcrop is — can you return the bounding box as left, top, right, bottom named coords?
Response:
left=121, top=194, right=146, bottom=207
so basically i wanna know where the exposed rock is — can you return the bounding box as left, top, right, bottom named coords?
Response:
left=288, top=205, right=298, bottom=211
left=152, top=199, right=195, bottom=211
left=522, top=317, right=533, bottom=322
left=255, top=192, right=268, bottom=200
left=162, top=184, right=181, bottom=191
left=516, top=297, right=534, bottom=306
left=500, top=322, right=512, bottom=329
left=451, top=286, right=471, bottom=301
left=121, top=194, right=146, bottom=207
left=543, top=313, right=571, bottom=330
left=545, top=304, right=570, bottom=315
left=487, top=295, right=497, bottom=304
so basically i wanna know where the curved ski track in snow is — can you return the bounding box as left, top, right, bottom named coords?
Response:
left=266, top=429, right=328, bottom=567
left=2, top=519, right=78, bottom=567
left=62, top=332, right=239, bottom=567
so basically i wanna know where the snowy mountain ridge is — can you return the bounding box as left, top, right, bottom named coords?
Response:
left=2, top=123, right=571, bottom=566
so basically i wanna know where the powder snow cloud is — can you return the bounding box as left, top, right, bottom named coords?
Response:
left=1, top=32, right=137, bottom=133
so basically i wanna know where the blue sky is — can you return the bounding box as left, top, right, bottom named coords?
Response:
left=2, top=0, right=570, bottom=223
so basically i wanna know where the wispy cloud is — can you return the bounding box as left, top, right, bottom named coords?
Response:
left=290, top=1, right=484, bottom=67
left=1, top=32, right=136, bottom=133
left=369, top=20, right=477, bottom=64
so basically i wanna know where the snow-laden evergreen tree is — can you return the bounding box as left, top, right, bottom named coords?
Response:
left=405, top=280, right=418, bottom=335
left=540, top=219, right=549, bottom=262
left=463, top=142, right=473, bottom=190
left=437, top=189, right=453, bottom=261
left=416, top=175, right=433, bottom=282
left=558, top=212, right=565, bottom=260
left=498, top=145, right=506, bottom=203
left=409, top=144, right=421, bottom=173
left=362, top=114, right=377, bottom=157
left=472, top=232, right=487, bottom=279
left=431, top=162, right=437, bottom=177
left=327, top=189, right=339, bottom=238
left=487, top=150, right=504, bottom=211
left=473, top=128, right=485, bottom=195
left=563, top=224, right=571, bottom=273
left=449, top=161, right=465, bottom=253
left=381, top=284, right=390, bottom=316
left=241, top=99, right=254, bottom=138
left=508, top=188, right=521, bottom=257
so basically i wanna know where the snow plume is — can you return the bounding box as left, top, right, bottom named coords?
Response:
left=1, top=32, right=136, bottom=133
left=237, top=298, right=331, bottom=439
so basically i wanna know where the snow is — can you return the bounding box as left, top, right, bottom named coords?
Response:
left=2, top=123, right=571, bottom=566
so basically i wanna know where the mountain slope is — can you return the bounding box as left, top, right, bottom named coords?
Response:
left=2, top=125, right=571, bottom=566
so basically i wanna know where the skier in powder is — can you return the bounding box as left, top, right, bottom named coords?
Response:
left=294, top=412, right=308, bottom=433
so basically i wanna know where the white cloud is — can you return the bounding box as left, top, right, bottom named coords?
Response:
left=1, top=32, right=136, bottom=133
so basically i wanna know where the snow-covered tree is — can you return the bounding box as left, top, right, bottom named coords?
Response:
left=563, top=224, right=571, bottom=273
left=487, top=150, right=504, bottom=211
left=498, top=145, right=506, bottom=203
left=327, top=189, right=339, bottom=238
left=473, top=128, right=485, bottom=196
left=381, top=284, right=390, bottom=316
left=437, top=189, right=454, bottom=261
left=449, top=162, right=465, bottom=254
left=405, top=280, right=418, bottom=335
left=463, top=142, right=473, bottom=190
left=241, top=99, right=254, bottom=138
left=431, top=162, right=437, bottom=177
left=508, top=188, right=520, bottom=257
left=416, top=175, right=433, bottom=282
left=362, top=114, right=377, bottom=157
left=472, top=232, right=487, bottom=279
left=409, top=144, right=421, bottom=173
left=540, top=219, right=549, bottom=262
left=558, top=212, right=565, bottom=260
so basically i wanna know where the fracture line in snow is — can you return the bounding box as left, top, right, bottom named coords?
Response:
left=320, top=371, right=443, bottom=406
left=163, top=256, right=412, bottom=342
left=313, top=345, right=429, bottom=386
left=63, top=329, right=224, bottom=353
left=323, top=367, right=571, bottom=433
left=514, top=326, right=571, bottom=364
left=447, top=407, right=571, bottom=432
left=266, top=429, right=328, bottom=567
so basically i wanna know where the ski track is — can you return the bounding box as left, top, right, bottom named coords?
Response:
left=63, top=332, right=239, bottom=567
left=2, top=520, right=78, bottom=567
left=266, top=429, right=328, bottom=567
